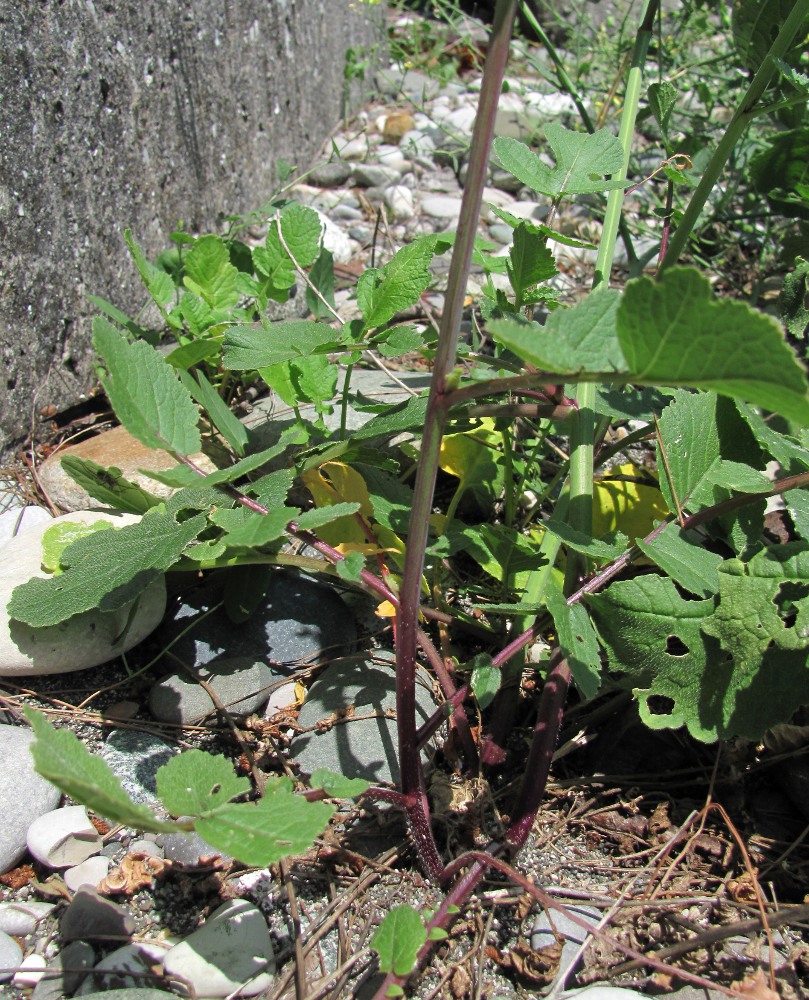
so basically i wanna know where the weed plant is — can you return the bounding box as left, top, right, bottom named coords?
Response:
left=11, top=0, right=809, bottom=993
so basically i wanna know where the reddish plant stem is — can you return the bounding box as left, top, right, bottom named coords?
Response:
left=393, top=0, right=517, bottom=880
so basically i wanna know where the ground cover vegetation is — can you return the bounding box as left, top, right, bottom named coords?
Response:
left=9, top=0, right=809, bottom=993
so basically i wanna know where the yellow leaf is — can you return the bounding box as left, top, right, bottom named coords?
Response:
left=375, top=600, right=397, bottom=618
left=593, top=462, right=668, bottom=540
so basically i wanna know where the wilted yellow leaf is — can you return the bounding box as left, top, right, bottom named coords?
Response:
left=593, top=461, right=668, bottom=540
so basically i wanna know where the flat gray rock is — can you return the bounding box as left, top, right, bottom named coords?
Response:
left=0, top=726, right=61, bottom=873
left=99, top=731, right=176, bottom=806
left=155, top=828, right=231, bottom=865
left=0, top=929, right=22, bottom=984
left=0, top=504, right=52, bottom=544
left=308, top=160, right=353, bottom=186
left=0, top=511, right=166, bottom=677
left=154, top=570, right=357, bottom=673
left=162, top=899, right=274, bottom=998
left=60, top=887, right=135, bottom=942
left=531, top=904, right=601, bottom=988
left=31, top=941, right=95, bottom=1000
left=149, top=656, right=275, bottom=724
left=75, top=941, right=170, bottom=996
left=0, top=901, right=54, bottom=935
left=291, top=652, right=438, bottom=785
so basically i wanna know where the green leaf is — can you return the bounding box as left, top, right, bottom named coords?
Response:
left=157, top=750, right=251, bottom=817
left=336, top=551, right=366, bottom=582
left=542, top=519, right=628, bottom=561
left=183, top=235, right=240, bottom=311
left=24, top=708, right=177, bottom=833
left=358, top=238, right=434, bottom=331
left=489, top=290, right=623, bottom=374
left=211, top=507, right=296, bottom=548
left=195, top=791, right=334, bottom=866
left=41, top=520, right=113, bottom=575
left=545, top=582, right=602, bottom=699
left=308, top=769, right=370, bottom=798
left=295, top=502, right=361, bottom=530
left=618, top=268, right=809, bottom=425
left=371, top=906, right=427, bottom=977
left=704, top=460, right=771, bottom=493
left=735, top=400, right=809, bottom=471
left=222, top=321, right=342, bottom=370
left=732, top=0, right=807, bottom=72
left=306, top=248, right=336, bottom=320
left=250, top=468, right=296, bottom=510
left=493, top=126, right=626, bottom=198
left=647, top=81, right=678, bottom=145
left=164, top=338, right=223, bottom=371
left=124, top=230, right=175, bottom=309
left=276, top=203, right=323, bottom=268
left=375, top=326, right=425, bottom=358
left=93, top=319, right=202, bottom=456
left=60, top=457, right=162, bottom=515
left=182, top=370, right=250, bottom=457
left=291, top=354, right=339, bottom=416
left=468, top=653, right=500, bottom=710
left=636, top=522, right=723, bottom=598
left=507, top=223, right=557, bottom=298
left=351, top=394, right=429, bottom=441
left=749, top=129, right=809, bottom=221
left=779, top=257, right=809, bottom=340
left=9, top=510, right=206, bottom=627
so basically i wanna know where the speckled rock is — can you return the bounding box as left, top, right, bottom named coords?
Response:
left=99, top=730, right=176, bottom=806
left=148, top=656, right=274, bottom=725
left=0, top=929, right=23, bottom=984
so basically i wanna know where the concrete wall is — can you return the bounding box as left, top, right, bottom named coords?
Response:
left=0, top=0, right=383, bottom=457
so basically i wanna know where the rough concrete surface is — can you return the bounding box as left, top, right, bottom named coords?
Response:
left=0, top=1, right=383, bottom=458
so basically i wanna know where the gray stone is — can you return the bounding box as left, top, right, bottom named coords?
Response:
left=488, top=224, right=514, bottom=245
left=421, top=195, right=463, bottom=220
left=149, top=656, right=275, bottom=724
left=376, top=67, right=440, bottom=103
left=0, top=505, right=52, bottom=545
left=0, top=929, right=23, bottom=984
left=155, top=828, right=231, bottom=866
left=99, top=731, right=176, bottom=805
left=531, top=904, right=601, bottom=988
left=0, top=511, right=167, bottom=677
left=291, top=652, right=438, bottom=785
left=0, top=727, right=61, bottom=873
left=384, top=185, right=416, bottom=219
left=162, top=899, right=274, bottom=998
left=0, top=901, right=55, bottom=936
left=59, top=887, right=136, bottom=942
left=27, top=805, right=103, bottom=869
left=31, top=941, right=96, bottom=1000
left=352, top=164, right=402, bottom=188
left=64, top=855, right=110, bottom=893
left=330, top=203, right=365, bottom=222
left=490, top=169, right=526, bottom=193
left=75, top=942, right=170, bottom=996
left=308, top=161, right=353, bottom=187
left=0, top=1, right=384, bottom=460
left=262, top=275, right=311, bottom=324
left=154, top=569, right=356, bottom=673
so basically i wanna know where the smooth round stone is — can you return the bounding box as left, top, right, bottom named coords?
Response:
left=0, top=504, right=52, bottom=545
left=149, top=656, right=274, bottom=724
left=491, top=169, right=525, bottom=193
left=12, top=953, right=47, bottom=988
left=99, top=730, right=175, bottom=805
left=488, top=224, right=514, bottom=244
left=75, top=942, right=170, bottom=996
left=333, top=135, right=372, bottom=161
left=0, top=901, right=55, bottom=935
left=329, top=203, right=364, bottom=222
left=0, top=929, right=23, bottom=984
left=31, top=940, right=95, bottom=1000
left=0, top=510, right=167, bottom=677
left=509, top=200, right=549, bottom=222
left=64, top=854, right=110, bottom=893
left=155, top=828, right=231, bottom=866
left=524, top=91, right=577, bottom=115
left=0, top=727, right=61, bottom=873
left=128, top=839, right=164, bottom=859
left=399, top=130, right=436, bottom=159
left=308, top=161, right=352, bottom=187
left=313, top=209, right=353, bottom=264
left=384, top=184, right=415, bottom=219
left=27, top=805, right=103, bottom=869
left=60, top=887, right=135, bottom=942
left=163, top=899, right=274, bottom=998
left=376, top=144, right=410, bottom=173
left=155, top=569, right=356, bottom=673
left=444, top=105, right=478, bottom=134
left=421, top=195, right=463, bottom=220
left=352, top=163, right=401, bottom=188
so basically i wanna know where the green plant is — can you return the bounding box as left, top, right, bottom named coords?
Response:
left=11, top=0, right=809, bottom=994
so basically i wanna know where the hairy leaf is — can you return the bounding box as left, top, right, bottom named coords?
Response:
left=124, top=230, right=175, bottom=308
left=183, top=235, right=240, bottom=312
left=358, top=238, right=434, bottom=331
left=195, top=792, right=334, bottom=866
left=647, top=81, right=678, bottom=145
left=545, top=582, right=602, bottom=699
left=489, top=290, right=623, bottom=374
left=182, top=370, right=250, bottom=457
left=493, top=126, right=626, bottom=197
left=372, top=905, right=427, bottom=977
left=468, top=653, right=499, bottom=710
left=308, top=769, right=370, bottom=798
left=636, top=522, right=723, bottom=598
left=25, top=708, right=177, bottom=832
left=508, top=223, right=557, bottom=298
left=93, top=319, right=202, bottom=456
left=210, top=507, right=296, bottom=547
left=618, top=268, right=809, bottom=424
left=60, top=456, right=162, bottom=515
left=157, top=750, right=250, bottom=816
left=222, top=321, right=341, bottom=370
left=9, top=510, right=206, bottom=627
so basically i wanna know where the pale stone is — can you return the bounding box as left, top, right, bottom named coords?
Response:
left=0, top=901, right=55, bottom=936
left=64, top=855, right=110, bottom=893
left=0, top=511, right=167, bottom=676
left=26, top=805, right=103, bottom=869
left=12, top=954, right=47, bottom=988
left=0, top=728, right=61, bottom=873
left=37, top=425, right=222, bottom=513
